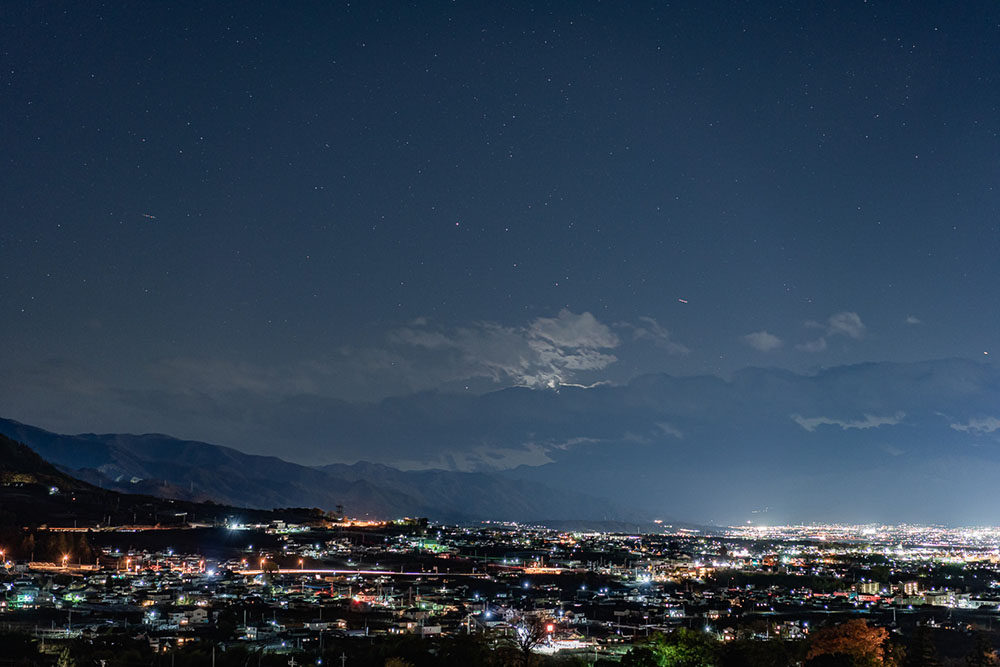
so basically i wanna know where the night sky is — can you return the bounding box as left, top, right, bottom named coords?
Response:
left=2, top=2, right=1000, bottom=517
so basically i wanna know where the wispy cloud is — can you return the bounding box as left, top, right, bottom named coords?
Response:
left=798, top=311, right=866, bottom=352
left=792, top=412, right=905, bottom=432
left=625, top=316, right=691, bottom=355
left=905, top=315, right=921, bottom=325
left=394, top=443, right=556, bottom=472
left=655, top=422, right=685, bottom=439
left=744, top=330, right=783, bottom=352
left=950, top=417, right=1000, bottom=435
left=796, top=337, right=828, bottom=353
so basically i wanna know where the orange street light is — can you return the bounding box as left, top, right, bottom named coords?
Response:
left=299, top=558, right=304, bottom=570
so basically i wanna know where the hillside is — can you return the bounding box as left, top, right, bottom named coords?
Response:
left=0, top=418, right=644, bottom=522
left=0, top=432, right=324, bottom=529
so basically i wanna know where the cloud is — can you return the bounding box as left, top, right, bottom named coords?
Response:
left=792, top=412, right=905, bottom=432
left=744, top=330, right=783, bottom=352
left=905, top=315, right=921, bottom=325
left=797, top=337, right=828, bottom=353
left=139, top=310, right=626, bottom=408
left=530, top=311, right=619, bottom=349
left=655, top=422, right=685, bottom=439
left=394, top=443, right=556, bottom=472
left=797, top=312, right=865, bottom=351
left=827, top=311, right=866, bottom=339
left=950, top=417, right=1000, bottom=435
left=626, top=316, right=690, bottom=355
left=389, top=309, right=620, bottom=389
left=392, top=434, right=622, bottom=472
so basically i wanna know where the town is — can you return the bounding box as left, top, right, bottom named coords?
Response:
left=4, top=517, right=1000, bottom=665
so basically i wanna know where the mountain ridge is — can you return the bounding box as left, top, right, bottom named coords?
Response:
left=0, top=417, right=645, bottom=523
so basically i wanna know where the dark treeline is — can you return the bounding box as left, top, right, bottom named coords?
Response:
left=0, top=527, right=97, bottom=564
left=2, top=619, right=998, bottom=667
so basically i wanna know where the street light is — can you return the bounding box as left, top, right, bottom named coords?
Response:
left=62, top=554, right=69, bottom=569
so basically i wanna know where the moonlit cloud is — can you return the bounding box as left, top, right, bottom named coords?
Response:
left=530, top=310, right=620, bottom=349
left=625, top=316, right=691, bottom=355
left=797, top=311, right=865, bottom=351
left=389, top=309, right=620, bottom=389
left=950, top=417, right=1000, bottom=435
left=796, top=337, right=828, bottom=353
left=744, top=330, right=783, bottom=352
left=827, top=311, right=867, bottom=339
left=792, top=412, right=905, bottom=432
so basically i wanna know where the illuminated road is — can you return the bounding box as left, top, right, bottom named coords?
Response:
left=241, top=568, right=491, bottom=578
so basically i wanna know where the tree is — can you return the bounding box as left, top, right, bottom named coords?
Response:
left=721, top=638, right=800, bottom=667
left=0, top=632, right=41, bottom=661
left=903, top=626, right=940, bottom=667
left=56, top=648, right=77, bottom=667
left=438, top=633, right=494, bottom=667
left=622, top=629, right=720, bottom=667
left=807, top=656, right=873, bottom=667
left=649, top=628, right=719, bottom=667
left=620, top=646, right=659, bottom=667
left=966, top=632, right=998, bottom=667
left=385, top=659, right=414, bottom=667
left=807, top=620, right=889, bottom=666
left=506, top=612, right=552, bottom=667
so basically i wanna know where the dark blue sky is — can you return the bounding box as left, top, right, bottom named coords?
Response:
left=2, top=2, right=999, bottom=474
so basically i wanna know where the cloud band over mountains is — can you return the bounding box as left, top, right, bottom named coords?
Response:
left=389, top=309, right=621, bottom=389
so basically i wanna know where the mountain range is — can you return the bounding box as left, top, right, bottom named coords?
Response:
left=0, top=431, right=325, bottom=530
left=4, top=358, right=1000, bottom=526
left=0, top=418, right=644, bottom=523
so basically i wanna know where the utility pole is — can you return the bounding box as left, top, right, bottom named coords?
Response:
left=340, top=653, right=347, bottom=667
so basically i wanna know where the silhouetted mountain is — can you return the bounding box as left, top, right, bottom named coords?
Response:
left=0, top=419, right=643, bottom=522
left=0, top=434, right=90, bottom=491
left=0, top=419, right=427, bottom=518
left=0, top=432, right=324, bottom=529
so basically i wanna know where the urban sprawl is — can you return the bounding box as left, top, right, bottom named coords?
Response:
left=4, top=519, right=1000, bottom=665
